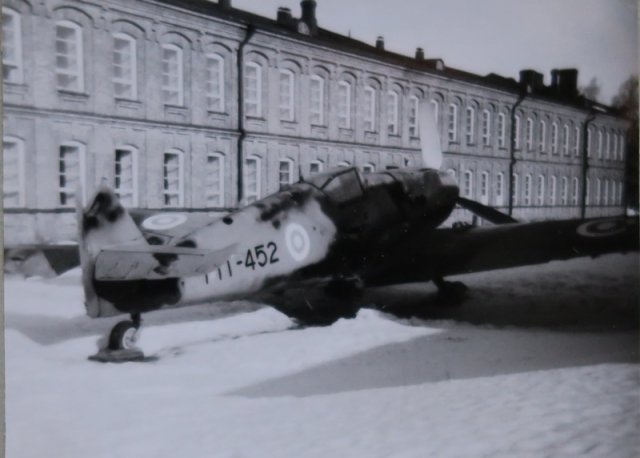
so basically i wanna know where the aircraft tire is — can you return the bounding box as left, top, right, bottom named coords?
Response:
left=108, top=320, right=139, bottom=350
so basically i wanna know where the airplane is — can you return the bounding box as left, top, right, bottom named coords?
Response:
left=78, top=103, right=639, bottom=362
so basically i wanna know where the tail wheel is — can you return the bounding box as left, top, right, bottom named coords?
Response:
left=108, top=320, right=139, bottom=350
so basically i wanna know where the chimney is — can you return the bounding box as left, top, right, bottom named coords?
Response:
left=551, top=68, right=578, bottom=98
left=519, top=69, right=544, bottom=93
left=277, top=7, right=292, bottom=24
left=219, top=0, right=231, bottom=8
left=300, top=0, right=317, bottom=33
left=415, top=47, right=425, bottom=60
left=376, top=36, right=385, bottom=50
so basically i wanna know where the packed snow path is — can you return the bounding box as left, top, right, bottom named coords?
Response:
left=5, top=253, right=639, bottom=458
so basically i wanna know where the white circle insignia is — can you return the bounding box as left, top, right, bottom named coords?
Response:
left=285, top=223, right=311, bottom=262
left=576, top=218, right=628, bottom=238
left=142, top=213, right=188, bottom=231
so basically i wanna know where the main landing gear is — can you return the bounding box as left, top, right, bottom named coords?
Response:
left=89, top=313, right=146, bottom=363
left=433, top=277, right=468, bottom=306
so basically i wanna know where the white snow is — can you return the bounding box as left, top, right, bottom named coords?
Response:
left=4, top=253, right=639, bottom=458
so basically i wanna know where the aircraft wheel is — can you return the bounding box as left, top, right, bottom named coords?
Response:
left=108, top=320, right=139, bottom=350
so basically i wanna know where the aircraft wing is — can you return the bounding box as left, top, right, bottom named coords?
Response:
left=94, top=243, right=237, bottom=281
left=364, top=216, right=639, bottom=286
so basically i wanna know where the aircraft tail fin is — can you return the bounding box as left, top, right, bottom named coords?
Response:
left=77, top=184, right=146, bottom=317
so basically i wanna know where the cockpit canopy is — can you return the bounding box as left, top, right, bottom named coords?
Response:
left=303, top=167, right=364, bottom=204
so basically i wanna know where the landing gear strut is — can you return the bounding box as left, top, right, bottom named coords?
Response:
left=89, top=313, right=146, bottom=363
left=433, top=277, right=468, bottom=306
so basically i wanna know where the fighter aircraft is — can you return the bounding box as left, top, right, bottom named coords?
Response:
left=78, top=103, right=638, bottom=361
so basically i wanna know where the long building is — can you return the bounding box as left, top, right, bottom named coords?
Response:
left=2, top=0, right=629, bottom=245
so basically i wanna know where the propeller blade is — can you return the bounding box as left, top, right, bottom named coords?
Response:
left=457, top=197, right=518, bottom=225
left=419, top=101, right=443, bottom=170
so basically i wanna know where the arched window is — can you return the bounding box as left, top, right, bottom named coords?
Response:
left=364, top=85, right=376, bottom=132
left=603, top=179, right=609, bottom=206
left=605, top=131, right=611, bottom=159
left=597, top=129, right=603, bottom=158
left=574, top=126, right=580, bottom=156
left=514, top=114, right=522, bottom=150
left=512, top=173, right=519, bottom=206
left=206, top=53, right=225, bottom=112
left=114, top=146, right=138, bottom=207
left=430, top=99, right=440, bottom=128
left=244, top=155, right=261, bottom=203
left=309, top=160, right=323, bottom=175
left=463, top=170, right=473, bottom=198
left=309, top=75, right=325, bottom=126
left=2, top=8, right=23, bottom=84
left=113, top=33, right=137, bottom=100
left=524, top=174, right=532, bottom=206
left=55, top=20, right=84, bottom=92
left=526, top=117, right=534, bottom=151
left=561, top=176, right=568, bottom=205
left=549, top=175, right=557, bottom=206
left=497, top=113, right=506, bottom=148
left=479, top=171, right=489, bottom=204
left=447, top=168, right=457, bottom=181
left=538, top=120, right=547, bottom=152
left=536, top=175, right=545, bottom=206
left=337, top=81, right=352, bottom=129
left=163, top=149, right=184, bottom=206
left=448, top=103, right=458, bottom=142
left=206, top=152, right=225, bottom=207
left=572, top=177, right=579, bottom=205
left=562, top=124, right=569, bottom=156
left=495, top=172, right=504, bottom=206
left=481, top=109, right=491, bottom=146
left=3, top=136, right=25, bottom=207
left=408, top=95, right=419, bottom=137
left=279, top=69, right=295, bottom=121
left=551, top=122, right=558, bottom=154
left=387, top=90, right=399, bottom=135
left=465, top=105, right=475, bottom=144
left=595, top=178, right=602, bottom=205
left=586, top=178, right=591, bottom=205
left=244, top=62, right=262, bottom=117
left=59, top=141, right=86, bottom=207
left=162, top=44, right=183, bottom=105
left=278, top=158, right=295, bottom=189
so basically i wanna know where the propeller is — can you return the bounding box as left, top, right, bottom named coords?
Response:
left=418, top=101, right=517, bottom=225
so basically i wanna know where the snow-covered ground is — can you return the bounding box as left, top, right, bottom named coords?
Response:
left=4, top=253, right=639, bottom=458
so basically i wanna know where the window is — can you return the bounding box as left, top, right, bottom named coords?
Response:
left=618, top=134, right=625, bottom=161
left=59, top=142, right=86, bottom=207
left=538, top=120, right=546, bottom=152
left=595, top=178, right=601, bottom=205
left=612, top=133, right=618, bottom=160
left=337, top=161, right=351, bottom=168
left=463, top=170, right=473, bottom=198
left=551, top=122, right=558, bottom=155
left=526, top=117, right=534, bottom=151
left=3, top=137, right=25, bottom=207
left=514, top=115, right=522, bottom=150
left=244, top=156, right=261, bottom=203
left=206, top=54, right=224, bottom=112
left=114, top=147, right=138, bottom=207
left=244, top=62, right=261, bottom=117
left=2, top=8, right=23, bottom=83
left=587, top=128, right=592, bottom=157
left=447, top=168, right=457, bottom=181
left=481, top=110, right=491, bottom=146
left=337, top=81, right=352, bottom=129
left=603, top=179, right=609, bottom=206
left=55, top=21, right=84, bottom=92
left=162, top=44, right=183, bottom=105
left=479, top=171, right=489, bottom=204
left=408, top=96, right=419, bottom=137
left=387, top=91, right=399, bottom=135
left=465, top=106, right=475, bottom=144
left=605, top=131, right=611, bottom=159
left=448, top=103, right=458, bottom=142
left=163, top=150, right=183, bottom=206
left=549, top=175, right=557, bottom=206
left=561, top=177, right=568, bottom=205
left=495, top=172, right=504, bottom=206
left=573, top=126, right=580, bottom=156
left=309, top=160, right=323, bottom=175
left=205, top=153, right=224, bottom=207
left=586, top=178, right=591, bottom=205
left=561, top=124, right=569, bottom=156
left=431, top=99, right=440, bottom=127
left=618, top=181, right=623, bottom=204
left=572, top=177, right=579, bottom=205
left=597, top=129, right=603, bottom=158
left=524, top=174, right=532, bottom=206
left=362, top=163, right=375, bottom=175
left=363, top=86, right=376, bottom=132
left=309, top=75, right=324, bottom=125
left=112, top=33, right=137, bottom=99
left=279, top=69, right=294, bottom=121
left=536, top=175, right=545, bottom=206
left=278, top=159, right=294, bottom=189
left=512, top=173, right=519, bottom=206
left=497, top=113, right=506, bottom=148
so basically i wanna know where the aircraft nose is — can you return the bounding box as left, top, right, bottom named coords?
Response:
left=421, top=170, right=459, bottom=214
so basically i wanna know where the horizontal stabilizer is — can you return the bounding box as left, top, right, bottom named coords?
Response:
left=457, top=197, right=518, bottom=224
left=94, top=244, right=237, bottom=281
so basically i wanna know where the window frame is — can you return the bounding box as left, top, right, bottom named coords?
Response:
left=205, top=53, right=225, bottom=113
left=244, top=155, right=261, bottom=203
left=465, top=105, right=475, bottom=145
left=309, top=75, right=324, bottom=126
left=278, top=158, right=295, bottom=189
left=55, top=20, right=84, bottom=93
left=244, top=62, right=262, bottom=118
left=112, top=33, right=137, bottom=100
left=481, top=109, right=491, bottom=146
left=58, top=141, right=86, bottom=207
left=448, top=103, right=458, bottom=142
left=2, top=8, right=23, bottom=84
left=363, top=85, right=376, bottom=132
left=408, top=95, right=419, bottom=138
left=161, top=43, right=184, bottom=106
left=162, top=149, right=184, bottom=207
left=387, top=90, right=399, bottom=135
left=114, top=145, right=139, bottom=207
left=3, top=136, right=26, bottom=207
left=337, top=81, right=352, bottom=129
left=278, top=68, right=295, bottom=122
left=205, top=152, right=225, bottom=207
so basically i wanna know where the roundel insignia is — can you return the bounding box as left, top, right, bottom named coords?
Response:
left=576, top=218, right=629, bottom=238
left=142, top=213, right=188, bottom=231
left=285, top=223, right=311, bottom=262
